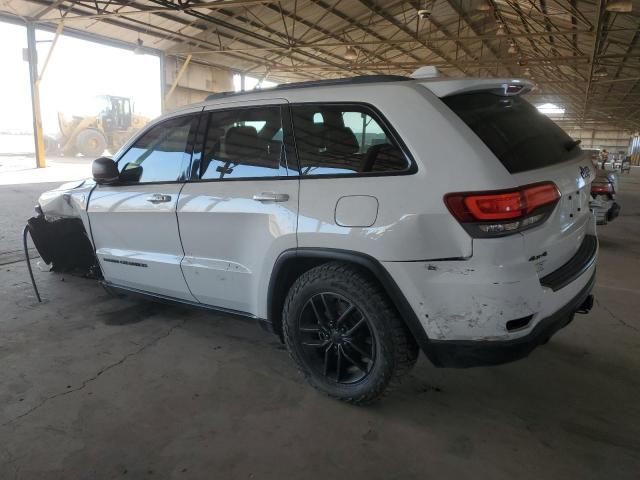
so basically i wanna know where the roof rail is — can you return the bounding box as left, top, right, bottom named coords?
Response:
left=205, top=75, right=410, bottom=101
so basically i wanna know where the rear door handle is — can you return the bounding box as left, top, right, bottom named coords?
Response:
left=252, top=192, right=289, bottom=203
left=146, top=194, right=172, bottom=204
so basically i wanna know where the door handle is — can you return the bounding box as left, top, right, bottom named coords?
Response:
left=252, top=192, right=289, bottom=203
left=146, top=194, right=172, bottom=204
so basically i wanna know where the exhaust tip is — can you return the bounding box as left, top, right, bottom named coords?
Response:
left=576, top=294, right=594, bottom=314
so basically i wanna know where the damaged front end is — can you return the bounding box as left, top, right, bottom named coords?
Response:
left=27, top=215, right=99, bottom=275
left=24, top=180, right=101, bottom=301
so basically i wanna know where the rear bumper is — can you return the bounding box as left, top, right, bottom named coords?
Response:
left=539, top=235, right=597, bottom=291
left=383, top=230, right=598, bottom=368
left=428, top=272, right=595, bottom=367
left=384, top=233, right=597, bottom=339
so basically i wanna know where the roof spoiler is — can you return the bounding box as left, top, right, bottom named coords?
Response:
left=417, top=77, right=535, bottom=98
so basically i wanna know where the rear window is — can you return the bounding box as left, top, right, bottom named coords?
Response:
left=443, top=93, right=581, bottom=174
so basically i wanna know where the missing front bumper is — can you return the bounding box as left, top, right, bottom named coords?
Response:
left=26, top=215, right=99, bottom=276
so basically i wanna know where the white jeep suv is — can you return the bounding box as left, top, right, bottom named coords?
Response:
left=30, top=75, right=597, bottom=404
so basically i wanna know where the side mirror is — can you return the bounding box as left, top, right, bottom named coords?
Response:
left=92, top=157, right=119, bottom=184
left=119, top=163, right=143, bottom=183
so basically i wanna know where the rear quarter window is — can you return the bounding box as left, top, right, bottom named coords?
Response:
left=290, top=103, right=413, bottom=176
left=443, top=93, right=581, bottom=174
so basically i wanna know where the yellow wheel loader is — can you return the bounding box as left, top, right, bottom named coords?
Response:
left=49, top=95, right=148, bottom=157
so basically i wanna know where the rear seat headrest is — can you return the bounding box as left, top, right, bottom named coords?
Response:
left=324, top=126, right=359, bottom=154
left=225, top=126, right=264, bottom=159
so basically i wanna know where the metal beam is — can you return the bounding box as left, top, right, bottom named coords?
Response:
left=165, top=28, right=595, bottom=55
left=25, top=0, right=320, bottom=80
left=309, top=0, right=424, bottom=63
left=582, top=0, right=605, bottom=122
left=262, top=54, right=590, bottom=72
left=40, top=0, right=283, bottom=21
left=37, top=21, right=64, bottom=82
left=23, top=0, right=314, bottom=79
left=258, top=2, right=393, bottom=75
left=26, top=22, right=46, bottom=168
left=165, top=53, right=192, bottom=103
left=357, top=0, right=469, bottom=74
left=34, top=0, right=65, bottom=20
left=147, top=0, right=352, bottom=74
left=444, top=0, right=514, bottom=76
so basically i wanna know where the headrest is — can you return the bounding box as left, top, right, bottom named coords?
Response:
left=204, top=127, right=225, bottom=153
left=225, top=126, right=263, bottom=160
left=296, top=123, right=326, bottom=153
left=324, top=126, right=359, bottom=154
left=207, top=126, right=225, bottom=141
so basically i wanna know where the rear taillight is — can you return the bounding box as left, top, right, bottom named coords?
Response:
left=591, top=182, right=613, bottom=195
left=444, top=182, right=561, bottom=237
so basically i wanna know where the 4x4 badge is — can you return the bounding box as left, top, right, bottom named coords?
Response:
left=579, top=166, right=591, bottom=179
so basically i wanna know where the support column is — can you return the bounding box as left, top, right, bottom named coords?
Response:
left=159, top=52, right=167, bottom=113
left=26, top=22, right=46, bottom=168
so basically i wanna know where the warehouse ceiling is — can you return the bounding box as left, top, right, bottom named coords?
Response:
left=3, top=0, right=640, bottom=130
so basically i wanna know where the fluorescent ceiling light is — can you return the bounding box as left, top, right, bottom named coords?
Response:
left=537, top=103, right=565, bottom=116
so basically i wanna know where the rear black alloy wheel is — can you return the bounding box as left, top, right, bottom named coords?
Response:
left=283, top=262, right=419, bottom=405
left=298, top=292, right=375, bottom=384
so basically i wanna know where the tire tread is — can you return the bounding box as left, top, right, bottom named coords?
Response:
left=282, top=261, right=418, bottom=405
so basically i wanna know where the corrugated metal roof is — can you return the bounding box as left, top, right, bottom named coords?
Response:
left=2, top=0, right=640, bottom=131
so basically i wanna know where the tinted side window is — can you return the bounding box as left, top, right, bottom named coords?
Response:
left=291, top=104, right=410, bottom=176
left=200, top=106, right=288, bottom=180
left=117, top=115, right=195, bottom=183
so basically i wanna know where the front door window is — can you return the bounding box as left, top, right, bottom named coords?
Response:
left=117, top=115, right=195, bottom=183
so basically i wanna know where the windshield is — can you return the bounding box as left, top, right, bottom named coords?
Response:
left=443, top=92, right=581, bottom=174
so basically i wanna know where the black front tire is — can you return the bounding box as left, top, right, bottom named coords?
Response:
left=283, top=262, right=418, bottom=405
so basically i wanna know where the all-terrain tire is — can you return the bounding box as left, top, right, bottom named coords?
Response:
left=283, top=262, right=419, bottom=405
left=76, top=129, right=107, bottom=157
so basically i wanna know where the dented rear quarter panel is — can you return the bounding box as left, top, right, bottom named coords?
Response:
left=382, top=231, right=596, bottom=342
left=383, top=234, right=542, bottom=341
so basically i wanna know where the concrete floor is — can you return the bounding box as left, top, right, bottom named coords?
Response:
left=1, top=172, right=639, bottom=479
left=0, top=155, right=92, bottom=187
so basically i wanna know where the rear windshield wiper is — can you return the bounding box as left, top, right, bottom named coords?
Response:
left=564, top=139, right=582, bottom=151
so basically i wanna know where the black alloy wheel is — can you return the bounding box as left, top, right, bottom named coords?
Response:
left=297, top=292, right=375, bottom=384
left=282, top=262, right=419, bottom=405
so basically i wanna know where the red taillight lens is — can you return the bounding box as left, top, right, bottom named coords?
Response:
left=463, top=191, right=525, bottom=221
left=444, top=182, right=561, bottom=237
left=591, top=182, right=613, bottom=195
left=523, top=183, right=562, bottom=211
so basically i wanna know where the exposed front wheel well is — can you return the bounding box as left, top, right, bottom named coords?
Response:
left=27, top=215, right=101, bottom=277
